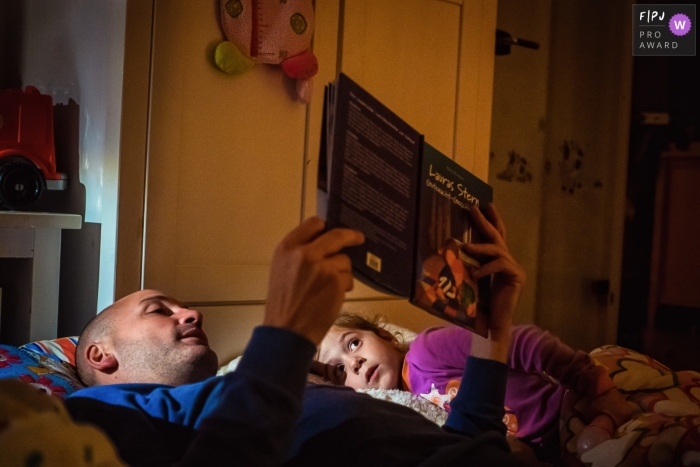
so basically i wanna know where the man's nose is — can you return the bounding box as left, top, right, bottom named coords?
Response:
left=345, top=355, right=365, bottom=375
left=174, top=307, right=203, bottom=326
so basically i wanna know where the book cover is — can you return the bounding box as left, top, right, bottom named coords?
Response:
left=320, top=73, right=422, bottom=297
left=411, top=143, right=492, bottom=337
left=319, top=73, right=492, bottom=335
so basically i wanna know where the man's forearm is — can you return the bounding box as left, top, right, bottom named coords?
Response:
left=177, top=326, right=316, bottom=466
left=446, top=319, right=512, bottom=438
left=444, top=356, right=509, bottom=437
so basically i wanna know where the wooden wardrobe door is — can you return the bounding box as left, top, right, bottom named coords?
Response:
left=142, top=0, right=309, bottom=302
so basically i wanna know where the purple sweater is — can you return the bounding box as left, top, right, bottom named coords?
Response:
left=403, top=324, right=612, bottom=458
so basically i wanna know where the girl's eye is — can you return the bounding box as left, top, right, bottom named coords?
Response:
left=150, top=308, right=166, bottom=314
left=348, top=339, right=360, bottom=351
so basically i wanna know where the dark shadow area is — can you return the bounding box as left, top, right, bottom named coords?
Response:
left=57, top=221, right=101, bottom=337
left=655, top=304, right=700, bottom=332
left=0, top=1, right=29, bottom=346
left=65, top=397, right=195, bottom=467
left=0, top=1, right=23, bottom=90
left=618, top=51, right=700, bottom=371
left=0, top=258, right=32, bottom=345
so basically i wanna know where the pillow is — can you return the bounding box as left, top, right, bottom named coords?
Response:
left=21, top=336, right=79, bottom=366
left=559, top=345, right=700, bottom=467
left=217, top=355, right=242, bottom=376
left=0, top=344, right=84, bottom=398
left=0, top=378, right=125, bottom=466
left=358, top=387, right=449, bottom=425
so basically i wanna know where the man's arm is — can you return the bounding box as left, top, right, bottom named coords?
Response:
left=444, top=204, right=526, bottom=437
left=174, top=327, right=317, bottom=467
left=262, top=216, right=363, bottom=345
left=180, top=217, right=364, bottom=466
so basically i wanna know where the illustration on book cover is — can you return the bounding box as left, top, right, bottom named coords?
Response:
left=412, top=144, right=491, bottom=336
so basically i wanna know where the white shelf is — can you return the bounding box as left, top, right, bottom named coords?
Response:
left=0, top=212, right=82, bottom=342
left=0, top=211, right=82, bottom=229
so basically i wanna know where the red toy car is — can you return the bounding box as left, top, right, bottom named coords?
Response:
left=0, top=86, right=66, bottom=210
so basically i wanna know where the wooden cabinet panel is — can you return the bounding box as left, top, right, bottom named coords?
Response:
left=200, top=304, right=266, bottom=366
left=200, top=300, right=446, bottom=365
left=143, top=0, right=307, bottom=302
left=341, top=0, right=461, bottom=157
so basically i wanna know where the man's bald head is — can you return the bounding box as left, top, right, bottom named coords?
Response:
left=75, top=290, right=218, bottom=387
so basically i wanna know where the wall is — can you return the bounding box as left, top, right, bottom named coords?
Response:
left=620, top=46, right=700, bottom=371
left=488, top=0, right=552, bottom=325
left=1, top=1, right=127, bottom=333
left=536, top=0, right=631, bottom=351
left=491, top=0, right=632, bottom=350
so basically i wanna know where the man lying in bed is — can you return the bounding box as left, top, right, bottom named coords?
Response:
left=66, top=205, right=531, bottom=466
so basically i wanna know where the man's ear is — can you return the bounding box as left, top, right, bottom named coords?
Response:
left=85, top=343, right=118, bottom=372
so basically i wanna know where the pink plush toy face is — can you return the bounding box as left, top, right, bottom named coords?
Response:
left=220, top=0, right=315, bottom=65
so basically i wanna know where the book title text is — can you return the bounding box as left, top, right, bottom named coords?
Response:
left=426, top=164, right=480, bottom=208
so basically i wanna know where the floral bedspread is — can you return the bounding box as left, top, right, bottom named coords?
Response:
left=560, top=345, right=700, bottom=467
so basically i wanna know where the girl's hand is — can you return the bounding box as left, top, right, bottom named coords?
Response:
left=463, top=203, right=526, bottom=361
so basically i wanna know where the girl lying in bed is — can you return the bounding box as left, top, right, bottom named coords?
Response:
left=316, top=316, right=632, bottom=463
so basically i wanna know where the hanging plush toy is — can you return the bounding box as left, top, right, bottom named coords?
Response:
left=214, top=0, right=318, bottom=104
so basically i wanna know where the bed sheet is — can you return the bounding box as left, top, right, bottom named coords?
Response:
left=560, top=345, right=700, bottom=467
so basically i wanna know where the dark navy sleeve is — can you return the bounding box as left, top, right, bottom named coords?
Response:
left=175, top=326, right=316, bottom=466
left=443, top=356, right=508, bottom=438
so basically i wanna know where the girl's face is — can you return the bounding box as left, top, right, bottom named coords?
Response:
left=317, top=327, right=403, bottom=390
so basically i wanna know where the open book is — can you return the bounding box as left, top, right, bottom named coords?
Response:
left=317, top=74, right=493, bottom=337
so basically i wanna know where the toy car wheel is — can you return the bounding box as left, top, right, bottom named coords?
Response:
left=0, top=160, right=45, bottom=210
